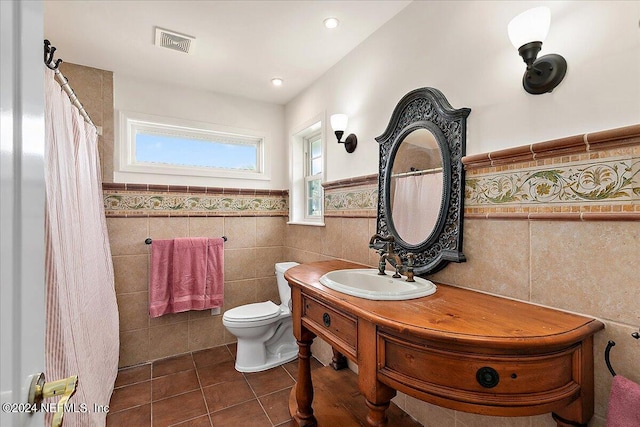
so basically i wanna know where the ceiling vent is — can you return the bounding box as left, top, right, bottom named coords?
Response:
left=154, top=27, right=195, bottom=54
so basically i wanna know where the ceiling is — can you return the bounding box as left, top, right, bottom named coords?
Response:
left=44, top=1, right=411, bottom=105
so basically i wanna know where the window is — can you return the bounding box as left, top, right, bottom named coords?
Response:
left=304, top=132, right=323, bottom=219
left=135, top=132, right=258, bottom=171
left=290, top=116, right=325, bottom=225
left=117, top=111, right=269, bottom=182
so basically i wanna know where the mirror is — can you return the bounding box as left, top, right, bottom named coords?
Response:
left=375, top=88, right=470, bottom=275
left=389, top=127, right=444, bottom=245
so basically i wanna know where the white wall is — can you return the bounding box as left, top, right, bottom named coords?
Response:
left=285, top=0, right=640, bottom=182
left=114, top=74, right=287, bottom=189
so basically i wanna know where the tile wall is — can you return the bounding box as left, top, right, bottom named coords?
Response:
left=107, top=213, right=288, bottom=367
left=58, top=62, right=114, bottom=183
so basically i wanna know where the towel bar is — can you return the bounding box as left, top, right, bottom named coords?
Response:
left=145, top=236, right=227, bottom=245
left=605, top=327, right=639, bottom=377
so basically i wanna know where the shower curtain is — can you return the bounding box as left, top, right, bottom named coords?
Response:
left=44, top=68, right=119, bottom=426
left=392, top=173, right=443, bottom=245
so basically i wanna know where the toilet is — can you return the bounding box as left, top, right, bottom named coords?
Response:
left=223, top=262, right=300, bottom=372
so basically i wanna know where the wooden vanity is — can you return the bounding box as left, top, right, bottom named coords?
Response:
left=286, top=260, right=604, bottom=427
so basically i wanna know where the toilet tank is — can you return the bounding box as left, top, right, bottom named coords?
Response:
left=275, top=262, right=299, bottom=309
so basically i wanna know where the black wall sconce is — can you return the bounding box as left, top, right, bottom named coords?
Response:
left=330, top=114, right=357, bottom=153
left=508, top=6, right=567, bottom=95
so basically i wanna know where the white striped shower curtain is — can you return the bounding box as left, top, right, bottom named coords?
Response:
left=44, top=68, right=119, bottom=426
left=391, top=173, right=443, bottom=245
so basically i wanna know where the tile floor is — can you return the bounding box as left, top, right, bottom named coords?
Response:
left=107, top=343, right=324, bottom=427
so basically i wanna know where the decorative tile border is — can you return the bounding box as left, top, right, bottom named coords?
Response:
left=323, top=176, right=377, bottom=218
left=466, top=156, right=640, bottom=208
left=462, top=124, right=640, bottom=220
left=103, top=184, right=287, bottom=217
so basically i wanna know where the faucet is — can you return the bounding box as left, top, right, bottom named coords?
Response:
left=368, top=234, right=416, bottom=282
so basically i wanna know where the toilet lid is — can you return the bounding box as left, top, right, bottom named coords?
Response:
left=224, top=301, right=281, bottom=322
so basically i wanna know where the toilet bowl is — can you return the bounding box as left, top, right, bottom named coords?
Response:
left=223, top=262, right=299, bottom=372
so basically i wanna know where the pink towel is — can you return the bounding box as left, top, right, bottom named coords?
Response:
left=149, top=237, right=224, bottom=317
left=606, top=375, right=640, bottom=427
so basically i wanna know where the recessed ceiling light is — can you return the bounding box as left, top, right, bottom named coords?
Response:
left=271, top=78, right=283, bottom=87
left=323, top=17, right=339, bottom=29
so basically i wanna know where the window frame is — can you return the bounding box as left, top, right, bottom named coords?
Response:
left=289, top=114, right=326, bottom=226
left=117, top=111, right=270, bottom=182
left=303, top=131, right=323, bottom=221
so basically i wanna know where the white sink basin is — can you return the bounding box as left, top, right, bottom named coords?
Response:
left=319, top=269, right=437, bottom=301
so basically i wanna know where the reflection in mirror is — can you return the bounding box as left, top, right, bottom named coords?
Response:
left=390, top=129, right=443, bottom=245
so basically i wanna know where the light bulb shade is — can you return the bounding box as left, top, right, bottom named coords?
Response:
left=508, top=6, right=550, bottom=49
left=330, top=114, right=348, bottom=132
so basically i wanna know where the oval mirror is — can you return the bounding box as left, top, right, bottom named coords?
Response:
left=388, top=127, right=444, bottom=245
left=375, top=87, right=470, bottom=275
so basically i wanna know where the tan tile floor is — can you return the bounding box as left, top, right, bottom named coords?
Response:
left=107, top=343, right=323, bottom=427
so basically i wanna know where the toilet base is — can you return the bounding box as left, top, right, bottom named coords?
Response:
left=235, top=348, right=298, bottom=373
left=234, top=318, right=299, bottom=373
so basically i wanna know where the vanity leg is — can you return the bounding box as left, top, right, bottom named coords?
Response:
left=365, top=399, right=391, bottom=427
left=358, top=320, right=396, bottom=427
left=330, top=348, right=348, bottom=370
left=294, top=336, right=317, bottom=427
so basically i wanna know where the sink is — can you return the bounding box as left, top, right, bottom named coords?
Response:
left=319, top=269, right=436, bottom=301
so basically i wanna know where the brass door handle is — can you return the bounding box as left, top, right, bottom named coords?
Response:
left=28, top=373, right=78, bottom=427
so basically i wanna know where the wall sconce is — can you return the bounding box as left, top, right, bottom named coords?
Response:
left=508, top=6, right=567, bottom=94
left=330, top=114, right=357, bottom=153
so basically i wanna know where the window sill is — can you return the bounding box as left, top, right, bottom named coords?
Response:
left=287, top=221, right=325, bottom=227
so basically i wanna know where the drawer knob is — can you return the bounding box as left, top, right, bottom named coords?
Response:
left=323, top=313, right=331, bottom=327
left=476, top=367, right=499, bottom=388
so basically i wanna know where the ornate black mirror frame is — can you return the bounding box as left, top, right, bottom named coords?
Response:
left=375, top=87, right=471, bottom=275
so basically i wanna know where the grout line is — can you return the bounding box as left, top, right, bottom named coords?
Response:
left=151, top=387, right=203, bottom=404
left=149, top=362, right=153, bottom=427
left=224, top=343, right=235, bottom=360
left=283, top=364, right=297, bottom=382
left=255, top=395, right=275, bottom=426
left=106, top=402, right=150, bottom=416
left=242, top=372, right=260, bottom=400
left=528, top=220, right=533, bottom=303
left=240, top=373, right=273, bottom=424
left=113, top=377, right=151, bottom=390
left=191, top=351, right=214, bottom=427
left=149, top=367, right=195, bottom=381
left=207, top=391, right=255, bottom=415
left=167, top=413, right=211, bottom=427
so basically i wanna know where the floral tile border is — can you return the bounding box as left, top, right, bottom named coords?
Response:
left=324, top=184, right=377, bottom=217
left=103, top=191, right=287, bottom=217
left=465, top=155, right=640, bottom=211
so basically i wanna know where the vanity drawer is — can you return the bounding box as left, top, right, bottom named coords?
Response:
left=302, top=295, right=357, bottom=357
left=378, top=331, right=580, bottom=407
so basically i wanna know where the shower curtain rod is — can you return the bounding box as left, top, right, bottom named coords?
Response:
left=391, top=166, right=443, bottom=178
left=44, top=40, right=99, bottom=134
